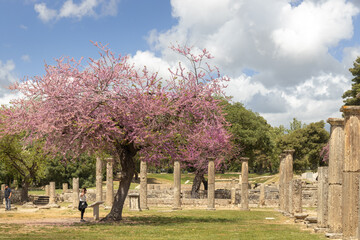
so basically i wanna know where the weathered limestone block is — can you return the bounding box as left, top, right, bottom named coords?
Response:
left=342, top=108, right=360, bottom=172
left=288, top=181, right=293, bottom=215
left=241, top=183, right=249, bottom=210
left=279, top=154, right=286, bottom=211
left=327, top=118, right=344, bottom=185
left=241, top=158, right=249, bottom=183
left=317, top=166, right=328, bottom=228
left=341, top=106, right=360, bottom=239
left=292, top=179, right=302, bottom=214
left=49, top=182, right=56, bottom=204
left=1, top=184, right=5, bottom=191
left=328, top=184, right=342, bottom=233
left=128, top=193, right=141, bottom=211
left=106, top=158, right=113, bottom=206
left=207, top=158, right=215, bottom=210
left=45, top=184, right=50, bottom=196
left=140, top=160, right=148, bottom=210
left=284, top=150, right=294, bottom=214
left=62, top=183, right=68, bottom=193
left=240, top=157, right=249, bottom=211
left=173, top=160, right=182, bottom=210
left=342, top=172, right=359, bottom=238
left=327, top=118, right=344, bottom=234
left=259, top=183, right=265, bottom=207
left=72, top=177, right=79, bottom=208
left=231, top=187, right=236, bottom=205
left=96, top=157, right=103, bottom=202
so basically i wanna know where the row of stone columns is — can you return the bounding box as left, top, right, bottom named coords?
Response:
left=317, top=113, right=360, bottom=239
left=138, top=157, right=250, bottom=211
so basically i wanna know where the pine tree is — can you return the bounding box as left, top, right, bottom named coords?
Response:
left=343, top=57, right=360, bottom=105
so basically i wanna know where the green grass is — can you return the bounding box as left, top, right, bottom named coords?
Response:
left=0, top=208, right=325, bottom=240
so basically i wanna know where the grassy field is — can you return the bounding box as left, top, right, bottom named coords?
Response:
left=0, top=206, right=325, bottom=240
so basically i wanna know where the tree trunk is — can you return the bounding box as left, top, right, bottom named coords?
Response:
left=101, top=143, right=137, bottom=222
left=21, top=180, right=29, bottom=202
left=191, top=172, right=208, bottom=198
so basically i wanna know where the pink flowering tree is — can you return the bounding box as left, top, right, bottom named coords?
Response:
left=1, top=43, right=231, bottom=221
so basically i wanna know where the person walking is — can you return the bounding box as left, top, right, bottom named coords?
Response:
left=78, top=187, right=87, bottom=222
left=4, top=185, right=12, bottom=211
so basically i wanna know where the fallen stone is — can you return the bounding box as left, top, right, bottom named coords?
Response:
left=22, top=202, right=38, bottom=208
left=325, top=232, right=343, bottom=239
left=305, top=216, right=317, bottom=223
left=314, top=227, right=328, bottom=233
left=294, top=213, right=308, bottom=220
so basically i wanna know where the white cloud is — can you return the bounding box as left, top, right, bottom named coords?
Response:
left=129, top=51, right=172, bottom=80
left=58, top=0, right=98, bottom=19
left=34, top=3, right=57, bottom=23
left=21, top=55, right=31, bottom=63
left=0, top=60, right=17, bottom=85
left=0, top=92, right=24, bottom=107
left=144, top=0, right=359, bottom=127
left=34, top=0, right=120, bottom=23
left=272, top=0, right=359, bottom=58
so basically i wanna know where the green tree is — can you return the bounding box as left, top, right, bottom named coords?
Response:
left=343, top=56, right=360, bottom=105
left=287, top=118, right=306, bottom=133
left=0, top=134, right=48, bottom=201
left=221, top=101, right=276, bottom=173
left=278, top=121, right=329, bottom=171
left=40, top=154, right=97, bottom=189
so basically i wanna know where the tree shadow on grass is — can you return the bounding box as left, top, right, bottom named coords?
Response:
left=87, top=215, right=232, bottom=226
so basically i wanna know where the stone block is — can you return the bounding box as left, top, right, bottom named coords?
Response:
left=328, top=184, right=342, bottom=234
left=342, top=172, right=360, bottom=239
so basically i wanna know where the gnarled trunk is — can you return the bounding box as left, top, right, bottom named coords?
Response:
left=191, top=171, right=208, bottom=198
left=101, top=143, right=137, bottom=221
left=21, top=180, right=29, bottom=202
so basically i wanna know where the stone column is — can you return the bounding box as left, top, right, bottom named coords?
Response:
left=49, top=182, right=56, bottom=204
left=341, top=106, right=360, bottom=239
left=45, top=184, right=50, bottom=196
left=1, top=184, right=4, bottom=205
left=327, top=118, right=344, bottom=234
left=288, top=180, right=293, bottom=215
left=292, top=179, right=302, bottom=214
left=240, top=157, right=249, bottom=211
left=72, top=177, right=79, bottom=208
left=259, top=183, right=265, bottom=207
left=140, top=160, right=148, bottom=210
left=173, top=160, right=182, bottom=210
left=62, top=183, right=68, bottom=193
left=96, top=157, right=103, bottom=202
left=284, top=150, right=294, bottom=214
left=317, top=166, right=329, bottom=228
left=279, top=154, right=286, bottom=211
left=231, top=187, right=236, bottom=205
left=106, top=158, right=114, bottom=206
left=207, top=157, right=216, bottom=210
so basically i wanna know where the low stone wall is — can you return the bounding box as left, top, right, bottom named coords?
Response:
left=0, top=190, right=23, bottom=204
left=56, top=182, right=317, bottom=208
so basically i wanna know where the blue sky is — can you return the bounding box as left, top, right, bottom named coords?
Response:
left=0, top=0, right=175, bottom=78
left=1, top=0, right=360, bottom=127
